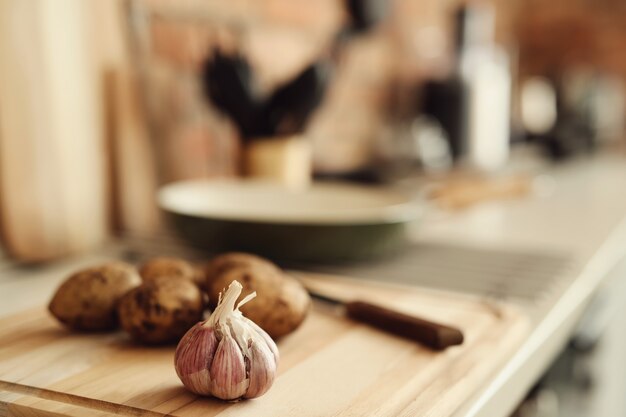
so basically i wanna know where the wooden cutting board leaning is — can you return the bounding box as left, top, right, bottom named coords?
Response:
left=0, top=273, right=529, bottom=417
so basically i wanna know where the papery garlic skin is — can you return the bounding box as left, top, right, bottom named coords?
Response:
left=210, top=332, right=248, bottom=400
left=174, top=324, right=217, bottom=396
left=244, top=338, right=276, bottom=398
left=174, top=280, right=279, bottom=400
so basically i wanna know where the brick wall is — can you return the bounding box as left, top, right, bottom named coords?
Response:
left=516, top=0, right=626, bottom=77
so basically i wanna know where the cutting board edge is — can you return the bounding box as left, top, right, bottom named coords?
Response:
left=0, top=381, right=165, bottom=417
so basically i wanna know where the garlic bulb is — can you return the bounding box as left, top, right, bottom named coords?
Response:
left=174, top=280, right=279, bottom=400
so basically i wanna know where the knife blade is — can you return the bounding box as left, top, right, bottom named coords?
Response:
left=307, top=289, right=464, bottom=350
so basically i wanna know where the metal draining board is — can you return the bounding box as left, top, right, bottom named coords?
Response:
left=296, top=242, right=577, bottom=308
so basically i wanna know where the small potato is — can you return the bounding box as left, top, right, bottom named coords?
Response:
left=207, top=255, right=310, bottom=339
left=140, top=257, right=205, bottom=290
left=48, top=262, right=141, bottom=331
left=118, top=277, right=204, bottom=344
left=204, top=252, right=280, bottom=288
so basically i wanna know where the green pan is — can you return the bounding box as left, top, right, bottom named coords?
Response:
left=158, top=180, right=422, bottom=263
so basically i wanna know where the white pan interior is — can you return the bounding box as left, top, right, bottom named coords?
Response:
left=158, top=179, right=421, bottom=225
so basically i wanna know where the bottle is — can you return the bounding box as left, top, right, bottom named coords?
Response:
left=422, top=3, right=511, bottom=171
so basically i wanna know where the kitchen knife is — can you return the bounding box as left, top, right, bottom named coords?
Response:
left=308, top=289, right=464, bottom=350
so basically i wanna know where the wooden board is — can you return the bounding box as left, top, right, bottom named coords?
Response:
left=0, top=273, right=529, bottom=417
left=105, top=68, right=162, bottom=235
left=0, top=0, right=110, bottom=262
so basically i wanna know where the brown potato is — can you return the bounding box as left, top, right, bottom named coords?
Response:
left=204, top=252, right=281, bottom=288
left=118, top=276, right=204, bottom=344
left=139, top=257, right=205, bottom=290
left=48, top=262, right=141, bottom=331
left=207, top=254, right=310, bottom=339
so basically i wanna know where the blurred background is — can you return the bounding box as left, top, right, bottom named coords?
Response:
left=1, top=0, right=625, bottom=262
left=1, top=0, right=626, bottom=415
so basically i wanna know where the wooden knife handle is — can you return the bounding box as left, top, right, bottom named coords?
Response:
left=345, top=301, right=464, bottom=350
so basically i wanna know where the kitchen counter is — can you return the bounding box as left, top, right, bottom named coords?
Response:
left=2, top=151, right=626, bottom=416
left=423, top=152, right=626, bottom=417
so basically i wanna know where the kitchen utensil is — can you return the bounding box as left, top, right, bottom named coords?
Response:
left=203, top=52, right=329, bottom=139
left=264, top=61, right=331, bottom=136
left=245, top=61, right=329, bottom=184
left=202, top=50, right=260, bottom=138
left=158, top=179, right=422, bottom=262
left=307, top=288, right=463, bottom=349
left=346, top=0, right=389, bottom=34
left=202, top=54, right=329, bottom=185
left=0, top=272, right=528, bottom=417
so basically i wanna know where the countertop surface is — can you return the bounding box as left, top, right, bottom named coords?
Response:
left=423, top=152, right=626, bottom=417
left=2, top=151, right=626, bottom=416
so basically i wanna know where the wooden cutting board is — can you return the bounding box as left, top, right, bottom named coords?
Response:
left=0, top=1, right=110, bottom=262
left=0, top=273, right=528, bottom=417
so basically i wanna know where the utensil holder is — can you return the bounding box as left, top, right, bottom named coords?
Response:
left=243, top=135, right=311, bottom=188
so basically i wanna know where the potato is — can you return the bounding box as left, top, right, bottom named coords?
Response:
left=139, top=257, right=205, bottom=290
left=118, top=276, right=204, bottom=344
left=48, top=262, right=141, bottom=331
left=204, top=252, right=280, bottom=288
left=207, top=254, right=310, bottom=339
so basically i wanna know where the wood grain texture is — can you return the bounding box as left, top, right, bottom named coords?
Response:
left=105, top=69, right=162, bottom=234
left=0, top=273, right=528, bottom=417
